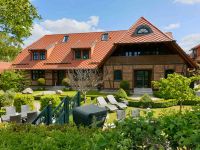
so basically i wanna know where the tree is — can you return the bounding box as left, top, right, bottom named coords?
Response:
left=0, top=70, right=30, bottom=92
left=68, top=69, right=103, bottom=103
left=0, top=0, right=41, bottom=61
left=152, top=73, right=200, bottom=112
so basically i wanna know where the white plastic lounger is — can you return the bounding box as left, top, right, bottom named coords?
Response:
left=97, top=97, right=118, bottom=111
left=107, top=95, right=127, bottom=109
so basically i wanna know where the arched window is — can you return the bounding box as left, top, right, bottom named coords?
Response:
left=134, top=25, right=153, bottom=35
left=114, top=70, right=122, bottom=81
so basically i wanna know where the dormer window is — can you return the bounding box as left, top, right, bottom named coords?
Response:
left=33, top=52, right=39, bottom=60
left=101, top=33, right=109, bottom=41
left=32, top=51, right=46, bottom=60
left=74, top=49, right=90, bottom=60
left=62, top=35, right=69, bottom=42
left=134, top=25, right=153, bottom=35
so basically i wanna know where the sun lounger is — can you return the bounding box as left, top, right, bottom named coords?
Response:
left=107, top=95, right=127, bottom=109
left=97, top=97, right=118, bottom=111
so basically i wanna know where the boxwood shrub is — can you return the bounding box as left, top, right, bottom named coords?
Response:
left=14, top=94, right=34, bottom=112
left=128, top=99, right=178, bottom=108
left=40, top=95, right=61, bottom=110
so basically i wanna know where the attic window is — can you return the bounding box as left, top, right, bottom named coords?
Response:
left=134, top=25, right=153, bottom=35
left=62, top=35, right=69, bottom=42
left=101, top=33, right=109, bottom=41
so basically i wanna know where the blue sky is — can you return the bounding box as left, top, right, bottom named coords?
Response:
left=26, top=0, right=200, bottom=53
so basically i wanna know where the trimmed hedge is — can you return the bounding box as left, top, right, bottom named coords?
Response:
left=14, top=94, right=34, bottom=112
left=40, top=95, right=61, bottom=110
left=128, top=99, right=178, bottom=108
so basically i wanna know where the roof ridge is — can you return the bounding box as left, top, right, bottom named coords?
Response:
left=44, top=30, right=127, bottom=36
left=140, top=17, right=173, bottom=41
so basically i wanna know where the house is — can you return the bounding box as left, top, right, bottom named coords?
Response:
left=0, top=62, right=11, bottom=74
left=190, top=44, right=200, bottom=64
left=12, top=17, right=197, bottom=89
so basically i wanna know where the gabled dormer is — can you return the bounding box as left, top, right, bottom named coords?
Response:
left=71, top=40, right=97, bottom=60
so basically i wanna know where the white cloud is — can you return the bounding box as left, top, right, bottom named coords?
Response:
left=164, top=23, right=180, bottom=30
left=174, top=0, right=200, bottom=4
left=178, top=33, right=200, bottom=53
left=23, top=16, right=103, bottom=47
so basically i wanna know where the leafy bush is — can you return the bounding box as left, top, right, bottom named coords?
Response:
left=152, top=73, right=200, bottom=111
left=120, top=80, right=130, bottom=95
left=0, top=107, right=199, bottom=149
left=13, top=94, right=34, bottom=112
left=0, top=70, right=29, bottom=92
left=115, top=88, right=127, bottom=99
left=140, top=94, right=152, bottom=102
left=0, top=90, right=15, bottom=107
left=40, top=95, right=61, bottom=110
left=62, top=78, right=70, bottom=86
left=37, top=78, right=45, bottom=86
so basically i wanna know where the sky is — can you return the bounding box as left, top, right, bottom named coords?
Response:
left=26, top=0, right=200, bottom=53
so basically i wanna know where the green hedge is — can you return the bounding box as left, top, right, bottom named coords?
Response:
left=14, top=94, right=34, bottom=112
left=0, top=109, right=5, bottom=117
left=179, top=99, right=200, bottom=106
left=128, top=99, right=178, bottom=108
left=40, top=95, right=61, bottom=110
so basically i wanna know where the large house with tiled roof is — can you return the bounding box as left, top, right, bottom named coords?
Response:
left=12, top=17, right=197, bottom=89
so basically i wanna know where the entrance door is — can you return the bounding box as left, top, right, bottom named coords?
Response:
left=134, top=70, right=151, bottom=88
left=53, top=70, right=66, bottom=86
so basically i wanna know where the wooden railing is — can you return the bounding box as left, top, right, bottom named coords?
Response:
left=32, top=92, right=81, bottom=125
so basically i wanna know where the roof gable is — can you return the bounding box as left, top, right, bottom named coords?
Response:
left=117, top=17, right=173, bottom=44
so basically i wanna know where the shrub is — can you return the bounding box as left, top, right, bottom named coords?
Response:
left=152, top=73, right=200, bottom=112
left=128, top=99, right=178, bottom=108
left=140, top=94, right=152, bottom=102
left=0, top=70, right=29, bottom=92
left=62, top=78, right=70, bottom=86
left=120, top=80, right=130, bottom=95
left=37, top=78, right=45, bottom=86
left=13, top=94, right=34, bottom=112
left=0, top=90, right=15, bottom=107
left=40, top=95, right=61, bottom=110
left=115, top=88, right=127, bottom=99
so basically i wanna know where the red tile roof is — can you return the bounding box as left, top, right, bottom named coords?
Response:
left=0, top=62, right=11, bottom=74
left=12, top=17, right=196, bottom=70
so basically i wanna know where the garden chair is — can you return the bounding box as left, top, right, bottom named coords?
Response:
left=131, top=108, right=140, bottom=118
left=116, top=110, right=126, bottom=121
left=1, top=106, right=16, bottom=122
left=10, top=114, right=21, bottom=123
left=26, top=111, right=38, bottom=123
left=97, top=97, right=118, bottom=111
left=21, top=105, right=30, bottom=118
left=107, top=95, right=127, bottom=109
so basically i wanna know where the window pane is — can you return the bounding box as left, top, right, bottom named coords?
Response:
left=40, top=52, right=46, bottom=60
left=114, top=70, right=122, bottom=81
left=75, top=50, right=81, bottom=59
left=101, top=33, right=109, bottom=41
left=83, top=50, right=89, bottom=59
left=33, top=52, right=39, bottom=60
left=32, top=70, right=45, bottom=80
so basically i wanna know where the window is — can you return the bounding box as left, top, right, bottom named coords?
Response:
left=32, top=70, right=45, bottom=80
left=74, top=49, right=90, bottom=59
left=33, top=52, right=39, bottom=60
left=114, top=70, right=122, bottom=81
left=101, top=33, right=109, bottom=41
left=40, top=52, right=46, bottom=60
left=83, top=50, right=89, bottom=59
left=165, top=69, right=174, bottom=78
left=192, top=49, right=197, bottom=59
left=75, top=50, right=81, bottom=59
left=33, top=51, right=46, bottom=60
left=134, top=25, right=153, bottom=35
left=62, top=35, right=69, bottom=42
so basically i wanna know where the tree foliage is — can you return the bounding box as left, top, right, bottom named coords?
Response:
left=0, top=0, right=41, bottom=61
left=152, top=73, right=200, bottom=112
left=0, top=70, right=29, bottom=92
